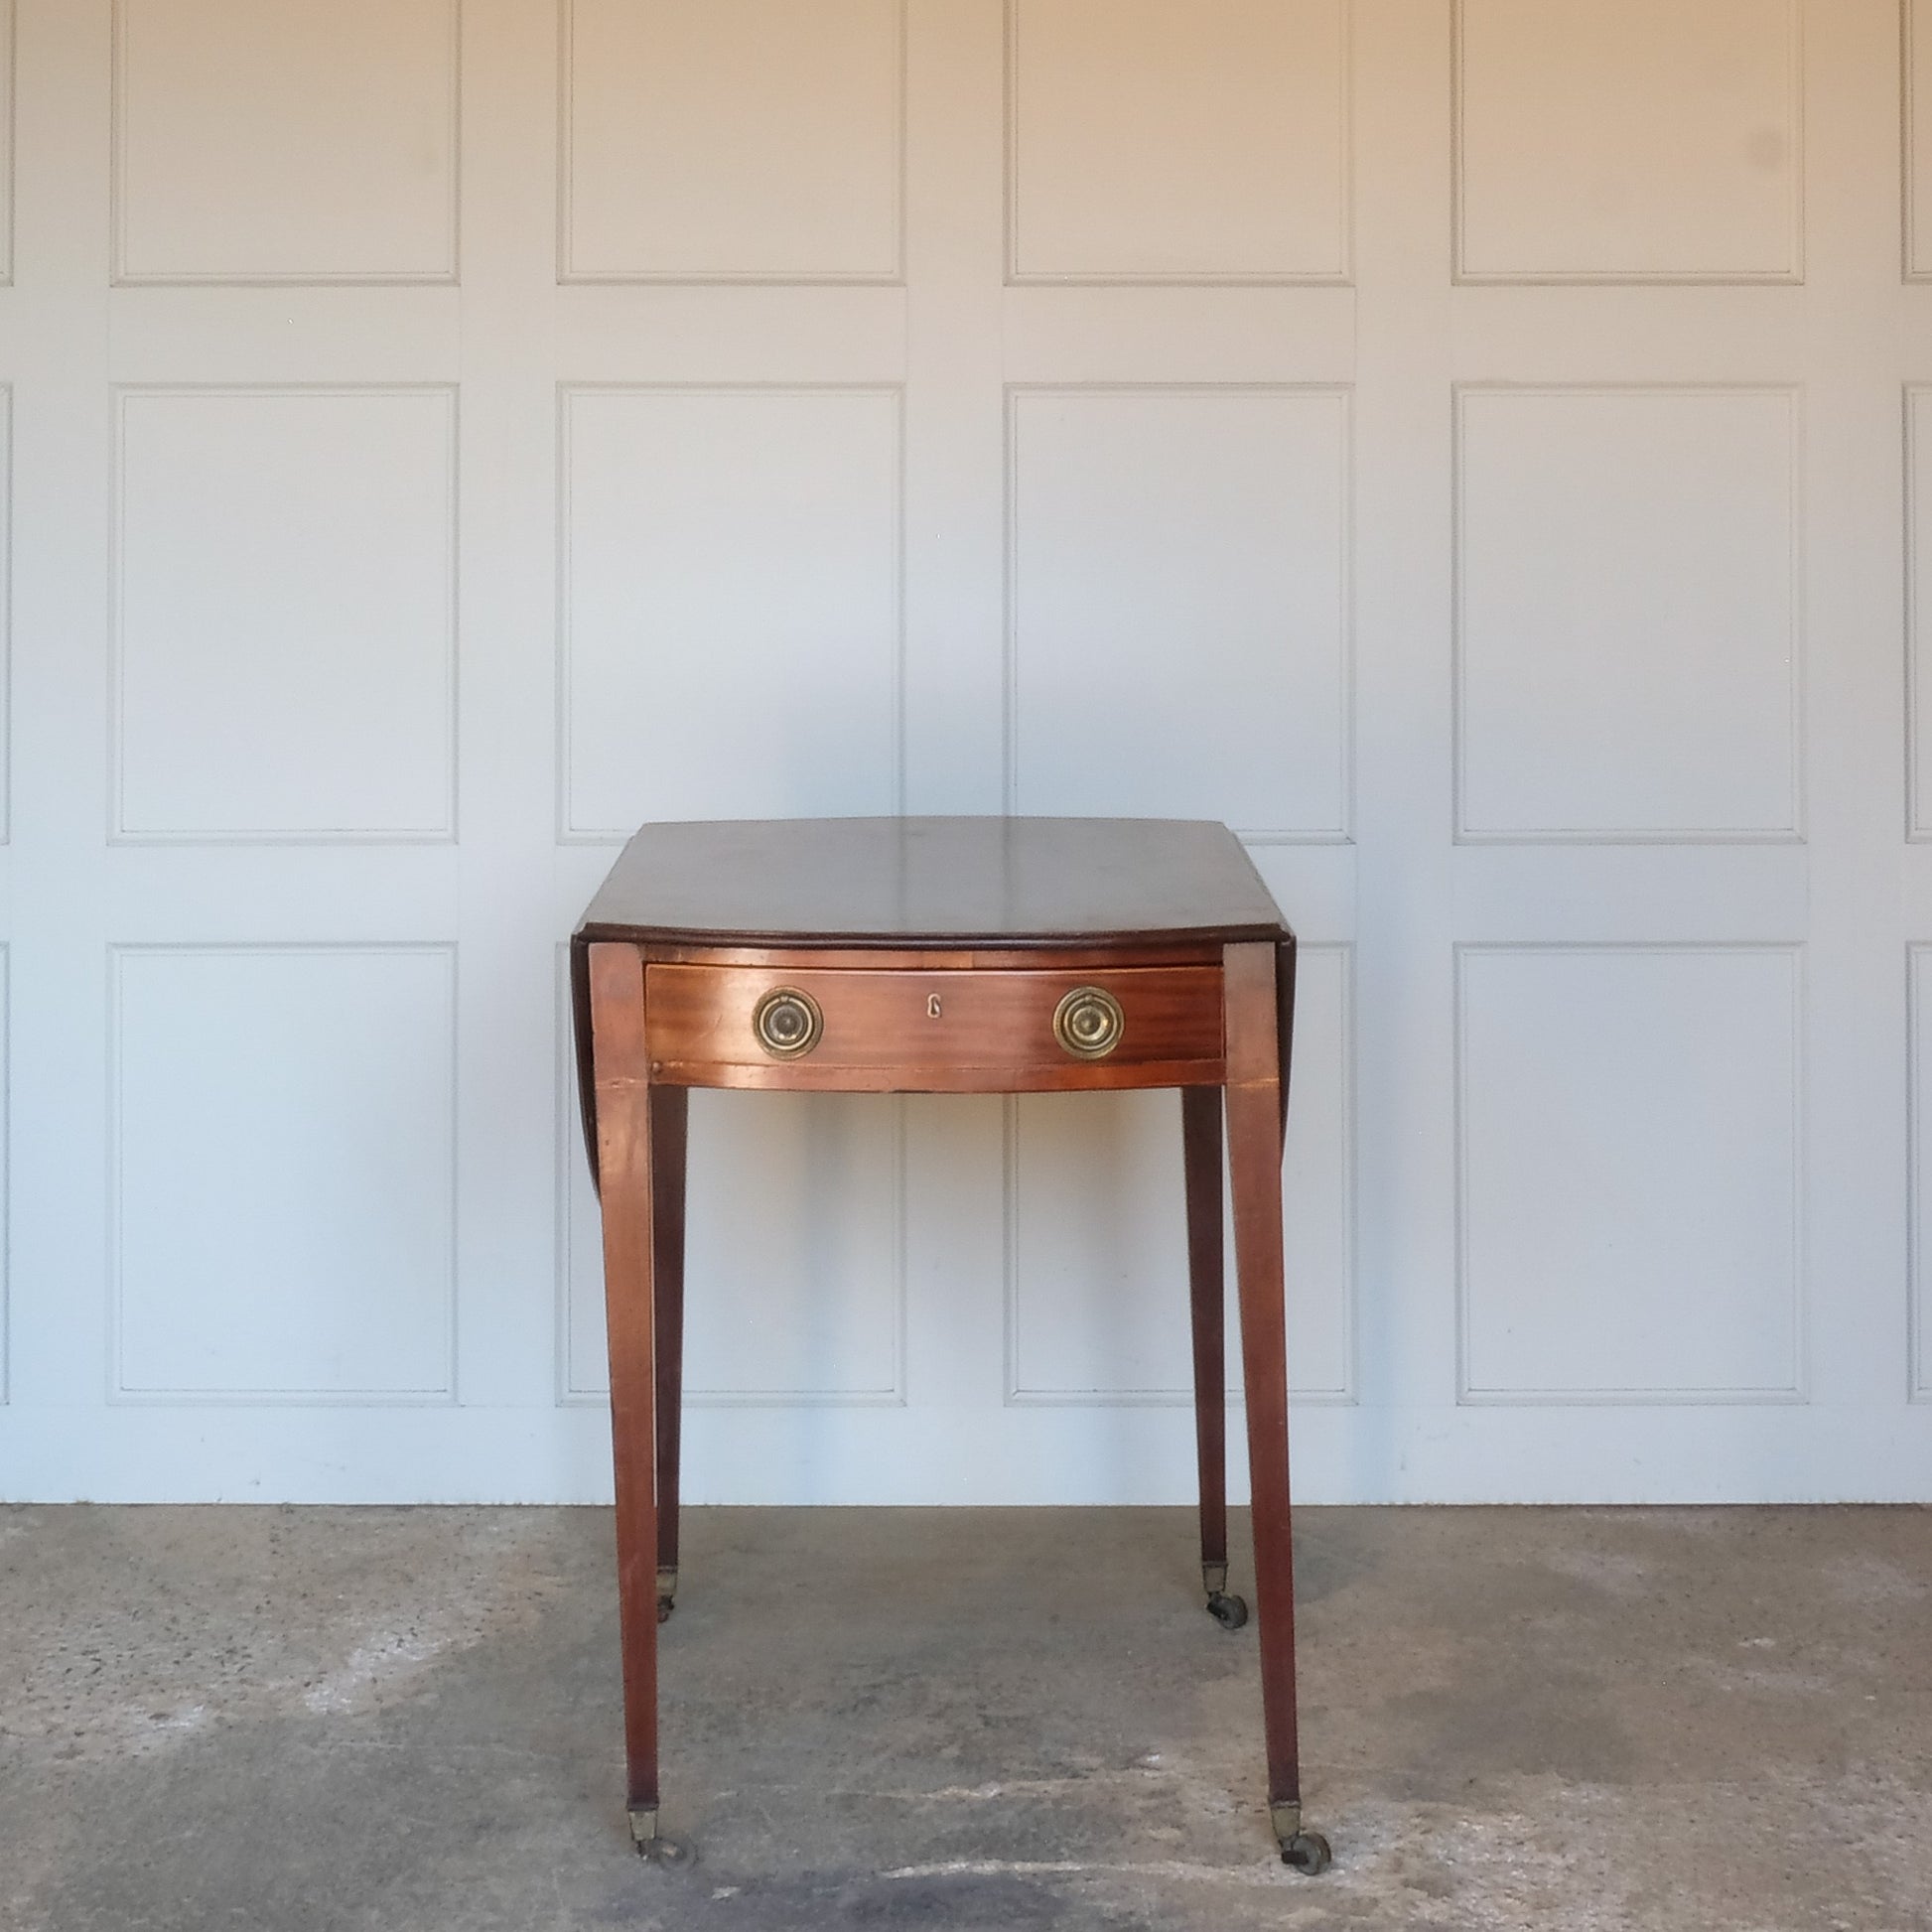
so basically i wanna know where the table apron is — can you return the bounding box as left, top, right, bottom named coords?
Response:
left=643, top=962, right=1225, bottom=1085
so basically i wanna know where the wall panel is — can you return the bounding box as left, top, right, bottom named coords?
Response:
left=0, top=950, right=8, bottom=1401
left=1008, top=385, right=1350, bottom=836
left=559, top=385, right=903, bottom=839
left=1007, top=0, right=1348, bottom=283
left=1911, top=388, right=1932, bottom=835
left=112, top=387, right=457, bottom=842
left=0, top=0, right=15, bottom=284
left=561, top=0, right=903, bottom=282
left=1454, top=0, right=1802, bottom=282
left=1455, top=386, right=1801, bottom=842
left=1457, top=945, right=1803, bottom=1402
left=111, top=946, right=457, bottom=1401
left=1909, top=0, right=1932, bottom=279
left=113, top=0, right=458, bottom=283
left=1911, top=945, right=1932, bottom=1400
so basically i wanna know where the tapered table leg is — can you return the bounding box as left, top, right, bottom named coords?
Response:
left=1182, top=1086, right=1244, bottom=1629
left=1222, top=941, right=1326, bottom=1872
left=587, top=944, right=679, bottom=1862
left=651, top=1085, right=688, bottom=1623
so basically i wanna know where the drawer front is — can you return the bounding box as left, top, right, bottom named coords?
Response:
left=645, top=964, right=1222, bottom=1087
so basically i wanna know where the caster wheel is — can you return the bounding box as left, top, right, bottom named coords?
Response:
left=656, top=1595, right=674, bottom=1624
left=637, top=1835, right=693, bottom=1868
left=1281, top=1830, right=1331, bottom=1876
left=1205, top=1590, right=1248, bottom=1631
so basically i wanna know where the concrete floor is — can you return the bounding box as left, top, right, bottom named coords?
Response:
left=0, top=1506, right=1927, bottom=1931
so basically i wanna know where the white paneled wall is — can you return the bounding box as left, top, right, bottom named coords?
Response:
left=2, top=0, right=1930, bottom=1503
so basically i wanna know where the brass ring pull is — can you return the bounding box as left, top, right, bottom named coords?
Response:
left=1052, top=985, right=1124, bottom=1060
left=753, top=987, right=823, bottom=1059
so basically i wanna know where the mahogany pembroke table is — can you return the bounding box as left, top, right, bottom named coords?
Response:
left=570, top=815, right=1328, bottom=1873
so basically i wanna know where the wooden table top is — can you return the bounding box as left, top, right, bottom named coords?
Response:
left=575, top=816, right=1287, bottom=949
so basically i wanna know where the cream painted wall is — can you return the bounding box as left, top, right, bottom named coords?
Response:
left=2, top=0, right=1930, bottom=1502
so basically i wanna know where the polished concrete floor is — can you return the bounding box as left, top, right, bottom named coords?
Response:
left=0, top=1504, right=1927, bottom=1931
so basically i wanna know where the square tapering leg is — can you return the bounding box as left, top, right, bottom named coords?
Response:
left=1222, top=941, right=1316, bottom=1864
left=588, top=944, right=662, bottom=1844
left=1182, top=1085, right=1237, bottom=1622
left=650, top=1084, right=688, bottom=1622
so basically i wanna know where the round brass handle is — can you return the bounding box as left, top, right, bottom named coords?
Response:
left=753, top=987, right=823, bottom=1059
left=1052, top=985, right=1124, bottom=1060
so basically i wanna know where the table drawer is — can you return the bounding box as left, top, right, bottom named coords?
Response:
left=644, top=963, right=1222, bottom=1086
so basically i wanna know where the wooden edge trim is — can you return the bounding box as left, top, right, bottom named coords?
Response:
left=575, top=923, right=1284, bottom=955
left=637, top=941, right=1228, bottom=971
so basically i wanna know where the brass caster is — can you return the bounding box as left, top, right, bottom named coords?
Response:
left=1271, top=1803, right=1329, bottom=1875
left=656, top=1565, right=677, bottom=1624
left=627, top=1808, right=692, bottom=1867
left=1205, top=1590, right=1248, bottom=1631
left=1282, top=1830, right=1331, bottom=1875
left=1202, top=1561, right=1246, bottom=1628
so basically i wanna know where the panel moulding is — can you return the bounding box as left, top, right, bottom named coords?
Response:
left=1909, top=0, right=1932, bottom=282
left=0, top=1, right=15, bottom=288
left=1451, top=382, right=1806, bottom=846
left=1003, top=381, right=1355, bottom=844
left=0, top=947, right=8, bottom=1405
left=109, top=0, right=461, bottom=286
left=0, top=385, right=12, bottom=847
left=108, top=383, right=460, bottom=846
left=1453, top=941, right=1806, bottom=1406
left=1908, top=943, right=1932, bottom=1401
left=1908, top=388, right=1932, bottom=839
left=106, top=942, right=460, bottom=1406
left=554, top=381, right=907, bottom=844
left=1003, top=0, right=1352, bottom=286
left=1450, top=0, right=1805, bottom=286
left=557, top=0, right=907, bottom=285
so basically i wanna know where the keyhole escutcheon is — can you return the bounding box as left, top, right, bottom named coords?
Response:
left=927, top=993, right=943, bottom=1019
